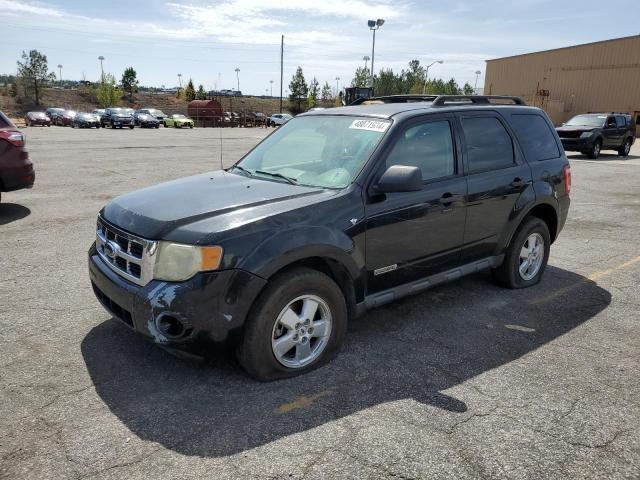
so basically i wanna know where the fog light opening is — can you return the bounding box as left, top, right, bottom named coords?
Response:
left=155, top=314, right=185, bottom=338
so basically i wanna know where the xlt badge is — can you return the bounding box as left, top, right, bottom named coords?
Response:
left=374, top=264, right=398, bottom=276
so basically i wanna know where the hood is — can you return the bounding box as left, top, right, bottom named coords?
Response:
left=101, top=170, right=327, bottom=240
left=556, top=125, right=598, bottom=132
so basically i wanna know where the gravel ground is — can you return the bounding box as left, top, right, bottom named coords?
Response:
left=1, top=126, right=639, bottom=479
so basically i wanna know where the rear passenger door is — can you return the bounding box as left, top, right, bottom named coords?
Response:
left=456, top=112, right=533, bottom=263
left=602, top=116, right=619, bottom=147
left=615, top=116, right=628, bottom=146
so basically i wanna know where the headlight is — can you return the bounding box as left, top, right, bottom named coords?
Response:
left=154, top=242, right=223, bottom=282
left=580, top=131, right=593, bottom=138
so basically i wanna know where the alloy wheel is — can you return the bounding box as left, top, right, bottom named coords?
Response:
left=519, top=233, right=544, bottom=281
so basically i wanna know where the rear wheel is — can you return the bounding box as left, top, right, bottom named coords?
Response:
left=237, top=268, right=347, bottom=381
left=618, top=138, right=632, bottom=157
left=587, top=140, right=601, bottom=159
left=492, top=216, right=550, bottom=289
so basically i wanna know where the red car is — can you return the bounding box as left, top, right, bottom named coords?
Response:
left=0, top=111, right=34, bottom=203
left=25, top=111, right=51, bottom=127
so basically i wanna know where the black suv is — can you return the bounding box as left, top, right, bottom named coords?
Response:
left=556, top=113, right=635, bottom=159
left=88, top=95, right=571, bottom=380
left=101, top=108, right=135, bottom=129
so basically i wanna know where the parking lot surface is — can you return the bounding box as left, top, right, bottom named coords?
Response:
left=1, top=127, right=639, bottom=479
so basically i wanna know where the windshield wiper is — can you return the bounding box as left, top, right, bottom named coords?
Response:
left=228, top=165, right=253, bottom=177
left=254, top=170, right=299, bottom=185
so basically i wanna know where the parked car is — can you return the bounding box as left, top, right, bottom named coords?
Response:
left=53, top=109, right=77, bottom=126
left=223, top=111, right=234, bottom=124
left=24, top=111, right=51, bottom=127
left=134, top=112, right=160, bottom=128
left=101, top=108, right=135, bottom=129
left=250, top=112, right=267, bottom=126
left=163, top=114, right=194, bottom=128
left=92, top=109, right=106, bottom=122
left=556, top=113, right=635, bottom=159
left=135, top=108, right=167, bottom=121
left=268, top=113, right=292, bottom=127
left=0, top=110, right=34, bottom=203
left=88, top=95, right=571, bottom=380
left=45, top=107, right=65, bottom=124
left=71, top=112, right=101, bottom=128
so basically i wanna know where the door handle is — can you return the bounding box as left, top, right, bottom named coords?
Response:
left=439, top=193, right=463, bottom=205
left=510, top=178, right=528, bottom=188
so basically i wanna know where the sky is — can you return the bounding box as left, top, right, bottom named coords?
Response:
left=1, top=0, right=639, bottom=95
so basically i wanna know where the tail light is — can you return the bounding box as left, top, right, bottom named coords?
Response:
left=563, top=164, right=571, bottom=196
left=0, top=130, right=26, bottom=147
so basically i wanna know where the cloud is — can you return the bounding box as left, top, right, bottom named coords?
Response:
left=0, top=0, right=63, bottom=17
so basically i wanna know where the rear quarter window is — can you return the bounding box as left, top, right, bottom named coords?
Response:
left=509, top=114, right=560, bottom=162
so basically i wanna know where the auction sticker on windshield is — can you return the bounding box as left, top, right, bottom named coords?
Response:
left=349, top=119, right=390, bottom=133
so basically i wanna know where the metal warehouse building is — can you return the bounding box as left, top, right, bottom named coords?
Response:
left=484, top=35, right=640, bottom=133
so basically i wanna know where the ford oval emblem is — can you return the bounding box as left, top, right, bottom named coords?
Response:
left=103, top=240, right=119, bottom=259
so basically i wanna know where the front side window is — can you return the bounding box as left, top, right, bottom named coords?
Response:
left=615, top=116, right=626, bottom=128
left=236, top=116, right=390, bottom=188
left=461, top=117, right=514, bottom=173
left=385, top=120, right=455, bottom=181
left=510, top=114, right=560, bottom=162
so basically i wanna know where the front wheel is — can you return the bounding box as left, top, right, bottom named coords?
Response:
left=129, top=125, right=134, bottom=129
left=237, top=268, right=347, bottom=381
left=618, top=139, right=632, bottom=157
left=587, top=140, right=601, bottom=159
left=492, top=216, right=550, bottom=289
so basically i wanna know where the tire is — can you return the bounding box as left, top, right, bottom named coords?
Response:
left=587, top=140, right=601, bottom=159
left=618, top=138, right=632, bottom=157
left=237, top=267, right=348, bottom=381
left=189, top=125, right=193, bottom=129
left=155, top=124, right=159, bottom=129
left=492, top=216, right=551, bottom=289
left=111, top=124, right=116, bottom=129
left=129, top=125, right=134, bottom=129
left=175, top=123, right=180, bottom=128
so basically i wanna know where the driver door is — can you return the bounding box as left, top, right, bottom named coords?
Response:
left=364, top=115, right=467, bottom=294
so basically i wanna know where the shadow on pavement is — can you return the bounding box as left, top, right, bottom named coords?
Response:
left=0, top=203, right=31, bottom=226
left=81, top=266, right=611, bottom=457
left=567, top=152, right=639, bottom=161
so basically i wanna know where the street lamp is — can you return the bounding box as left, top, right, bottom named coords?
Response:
left=98, top=56, right=105, bottom=83
left=422, top=60, right=444, bottom=94
left=474, top=70, right=482, bottom=93
left=335, top=76, right=340, bottom=96
left=269, top=79, right=274, bottom=97
left=234, top=68, right=240, bottom=92
left=177, top=73, right=182, bottom=89
left=363, top=55, right=370, bottom=71
left=367, top=18, right=384, bottom=87
left=57, top=64, right=62, bottom=87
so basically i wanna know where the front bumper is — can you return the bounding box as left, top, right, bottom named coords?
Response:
left=88, top=244, right=266, bottom=354
left=560, top=137, right=594, bottom=152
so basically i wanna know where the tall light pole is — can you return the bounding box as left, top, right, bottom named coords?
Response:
left=474, top=70, right=482, bottom=93
left=269, top=79, right=274, bottom=97
left=98, top=56, right=105, bottom=83
left=363, top=55, right=370, bottom=71
left=367, top=18, right=384, bottom=88
left=335, top=76, right=340, bottom=97
left=422, top=60, right=444, bottom=94
left=234, top=68, right=240, bottom=92
left=57, top=64, right=62, bottom=87
left=177, top=73, right=182, bottom=89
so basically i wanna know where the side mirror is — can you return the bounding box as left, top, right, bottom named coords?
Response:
left=376, top=165, right=422, bottom=193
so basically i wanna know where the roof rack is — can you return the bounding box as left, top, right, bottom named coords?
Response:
left=349, top=95, right=437, bottom=105
left=431, top=95, right=526, bottom=106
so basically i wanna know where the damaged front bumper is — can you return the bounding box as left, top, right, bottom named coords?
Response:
left=88, top=243, right=266, bottom=355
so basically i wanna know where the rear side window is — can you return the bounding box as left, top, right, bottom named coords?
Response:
left=461, top=117, right=514, bottom=173
left=615, top=116, right=626, bottom=128
left=510, top=114, right=560, bottom=161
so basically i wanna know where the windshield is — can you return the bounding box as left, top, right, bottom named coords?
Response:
left=565, top=115, right=606, bottom=127
left=235, top=115, right=390, bottom=189
left=173, top=114, right=185, bottom=118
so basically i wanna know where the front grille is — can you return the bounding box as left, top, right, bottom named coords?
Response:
left=96, top=216, right=156, bottom=286
left=92, top=282, right=134, bottom=327
left=557, top=130, right=582, bottom=139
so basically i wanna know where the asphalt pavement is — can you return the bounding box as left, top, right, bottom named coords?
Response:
left=1, top=126, right=639, bottom=479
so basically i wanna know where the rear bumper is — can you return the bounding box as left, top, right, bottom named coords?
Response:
left=88, top=244, right=267, bottom=354
left=0, top=165, right=35, bottom=191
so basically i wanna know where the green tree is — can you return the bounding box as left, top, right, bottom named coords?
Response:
left=463, top=82, right=474, bottom=95
left=307, top=77, right=319, bottom=108
left=184, top=79, right=196, bottom=101
left=320, top=81, right=332, bottom=103
left=196, top=84, right=207, bottom=100
left=121, top=67, right=138, bottom=101
left=288, top=66, right=308, bottom=113
left=351, top=66, right=370, bottom=88
left=96, top=74, right=121, bottom=107
left=16, top=49, right=55, bottom=105
left=444, top=78, right=461, bottom=95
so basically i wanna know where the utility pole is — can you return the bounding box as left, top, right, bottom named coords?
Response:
left=177, top=73, right=182, bottom=89
left=98, top=56, right=105, bottom=83
left=234, top=68, right=240, bottom=92
left=270, top=79, right=274, bottom=97
left=280, top=35, right=284, bottom=113
left=367, top=19, right=384, bottom=88
left=363, top=55, right=370, bottom=71
left=57, top=64, right=63, bottom=87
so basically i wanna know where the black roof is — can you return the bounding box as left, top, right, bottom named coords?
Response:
left=302, top=95, right=536, bottom=120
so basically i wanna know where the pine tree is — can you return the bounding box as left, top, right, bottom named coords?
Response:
left=16, top=50, right=55, bottom=105
left=288, top=66, right=308, bottom=113
left=184, top=79, right=196, bottom=101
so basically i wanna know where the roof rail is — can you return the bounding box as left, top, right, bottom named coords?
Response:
left=350, top=95, right=437, bottom=105
left=431, top=95, right=526, bottom=106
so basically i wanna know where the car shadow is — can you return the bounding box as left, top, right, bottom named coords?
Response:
left=0, top=203, right=31, bottom=225
left=567, top=152, right=640, bottom=161
left=81, top=266, right=611, bottom=457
